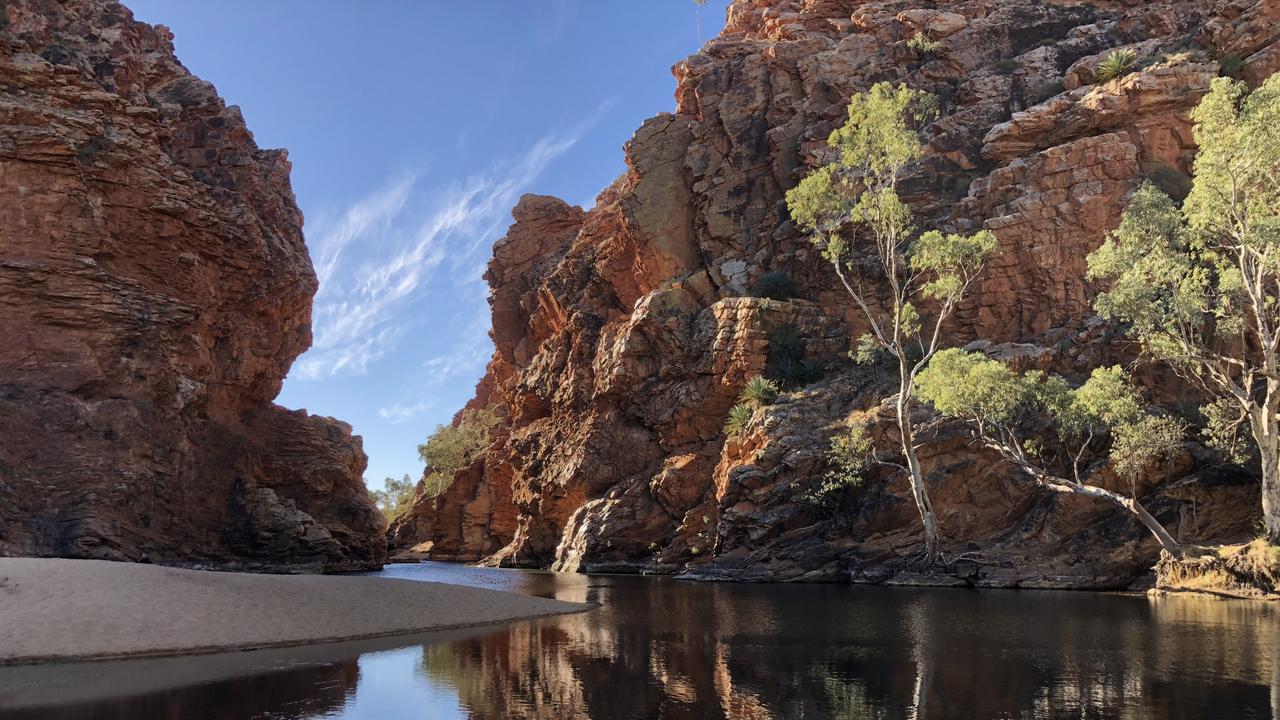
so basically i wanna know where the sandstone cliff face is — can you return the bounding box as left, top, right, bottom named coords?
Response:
left=391, top=0, right=1279, bottom=587
left=0, top=0, right=385, bottom=570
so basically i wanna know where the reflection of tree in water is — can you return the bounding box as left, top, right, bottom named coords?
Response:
left=0, top=660, right=359, bottom=720
left=416, top=579, right=1280, bottom=719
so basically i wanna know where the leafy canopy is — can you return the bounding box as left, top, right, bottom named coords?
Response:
left=1087, top=75, right=1280, bottom=469
left=371, top=474, right=417, bottom=522
left=916, top=350, right=1183, bottom=478
left=416, top=406, right=501, bottom=498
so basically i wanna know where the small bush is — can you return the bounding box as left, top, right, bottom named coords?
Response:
left=992, top=59, right=1018, bottom=76
left=1095, top=48, right=1137, bottom=83
left=739, top=376, right=780, bottom=406
left=802, top=425, right=872, bottom=507
left=1219, top=54, right=1245, bottom=79
left=751, top=270, right=798, bottom=301
left=1145, top=164, right=1193, bottom=201
left=765, top=324, right=822, bottom=386
left=906, top=32, right=941, bottom=58
left=724, top=403, right=755, bottom=438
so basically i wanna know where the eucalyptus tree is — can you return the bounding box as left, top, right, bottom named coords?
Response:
left=786, top=83, right=999, bottom=559
left=1087, top=74, right=1280, bottom=543
left=916, top=350, right=1186, bottom=554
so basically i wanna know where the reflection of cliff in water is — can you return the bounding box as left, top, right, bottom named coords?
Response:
left=419, top=576, right=1280, bottom=719
left=0, top=660, right=358, bottom=720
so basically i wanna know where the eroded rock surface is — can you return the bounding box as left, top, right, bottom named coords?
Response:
left=0, top=0, right=384, bottom=571
left=391, top=0, right=1277, bottom=587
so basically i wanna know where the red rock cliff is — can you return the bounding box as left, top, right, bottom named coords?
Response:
left=391, top=0, right=1279, bottom=587
left=0, top=0, right=385, bottom=571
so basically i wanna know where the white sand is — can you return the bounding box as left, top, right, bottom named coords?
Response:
left=0, top=558, right=589, bottom=664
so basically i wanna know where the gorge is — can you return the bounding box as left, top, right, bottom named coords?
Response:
left=389, top=0, right=1280, bottom=591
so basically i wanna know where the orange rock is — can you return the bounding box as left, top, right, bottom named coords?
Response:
left=0, top=0, right=384, bottom=571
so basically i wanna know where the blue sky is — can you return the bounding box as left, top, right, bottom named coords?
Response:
left=126, top=1, right=732, bottom=489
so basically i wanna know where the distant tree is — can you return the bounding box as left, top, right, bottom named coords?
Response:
left=417, top=407, right=501, bottom=498
left=1086, top=74, right=1280, bottom=543
left=916, top=350, right=1186, bottom=554
left=785, top=82, right=999, bottom=560
left=371, top=474, right=417, bottom=522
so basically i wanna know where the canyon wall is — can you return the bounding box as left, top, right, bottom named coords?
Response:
left=0, top=0, right=385, bottom=571
left=392, top=0, right=1280, bottom=587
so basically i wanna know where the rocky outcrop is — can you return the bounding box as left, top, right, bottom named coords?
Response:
left=390, top=0, right=1278, bottom=587
left=0, top=0, right=384, bottom=570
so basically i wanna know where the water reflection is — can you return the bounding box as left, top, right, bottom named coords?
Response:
left=2, top=562, right=1277, bottom=719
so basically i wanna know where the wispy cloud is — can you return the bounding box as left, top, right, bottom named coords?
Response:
left=292, top=113, right=604, bottom=383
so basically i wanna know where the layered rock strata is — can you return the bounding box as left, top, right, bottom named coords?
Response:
left=0, top=0, right=384, bottom=571
left=391, top=0, right=1279, bottom=587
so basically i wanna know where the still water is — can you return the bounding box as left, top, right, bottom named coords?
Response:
left=2, top=562, right=1277, bottom=719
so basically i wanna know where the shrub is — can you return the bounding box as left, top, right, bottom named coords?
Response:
left=906, top=32, right=941, bottom=58
left=765, top=324, right=822, bottom=386
left=803, top=425, right=872, bottom=507
left=1219, top=54, right=1245, bottom=79
left=751, top=270, right=798, bottom=301
left=1095, top=48, right=1137, bottom=83
left=724, top=403, right=755, bottom=437
left=1145, top=164, right=1193, bottom=201
left=739, top=376, right=780, bottom=406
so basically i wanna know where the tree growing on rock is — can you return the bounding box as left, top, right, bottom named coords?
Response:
left=1086, top=74, right=1280, bottom=544
left=785, top=82, right=999, bottom=560
left=916, top=350, right=1186, bottom=555
left=418, top=407, right=501, bottom=498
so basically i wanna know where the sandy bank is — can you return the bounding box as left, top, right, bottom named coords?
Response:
left=0, top=558, right=590, bottom=665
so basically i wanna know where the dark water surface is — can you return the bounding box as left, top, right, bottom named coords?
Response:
left=2, top=562, right=1277, bottom=719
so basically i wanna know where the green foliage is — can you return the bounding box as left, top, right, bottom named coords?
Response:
left=804, top=425, right=872, bottom=507
left=917, top=351, right=1184, bottom=478
left=906, top=32, right=941, bottom=58
left=416, top=407, right=501, bottom=498
left=1095, top=48, right=1138, bottom=83
left=751, top=270, right=799, bottom=301
left=852, top=333, right=881, bottom=364
left=371, top=474, right=417, bottom=522
left=784, top=82, right=999, bottom=552
left=1201, top=397, right=1252, bottom=465
left=1218, top=54, right=1245, bottom=79
left=724, top=402, right=756, bottom=438
left=739, top=376, right=780, bottom=406
left=1087, top=75, right=1280, bottom=467
left=1086, top=75, right=1280, bottom=543
left=915, top=348, right=1032, bottom=425
left=911, top=229, right=1000, bottom=301
left=765, top=324, right=822, bottom=386
left=1112, top=415, right=1185, bottom=479
left=1144, top=164, right=1193, bottom=201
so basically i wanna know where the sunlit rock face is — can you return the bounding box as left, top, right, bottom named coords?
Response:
left=0, top=0, right=384, bottom=570
left=390, top=0, right=1278, bottom=585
